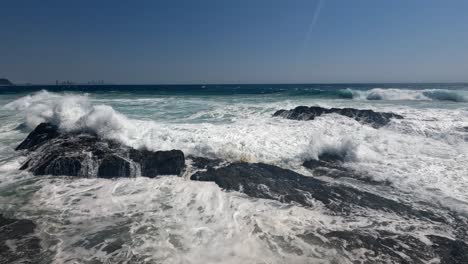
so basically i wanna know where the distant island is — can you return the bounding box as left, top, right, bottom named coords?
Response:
left=0, top=78, right=13, bottom=86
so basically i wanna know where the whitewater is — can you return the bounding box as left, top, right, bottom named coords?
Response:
left=1, top=84, right=468, bottom=263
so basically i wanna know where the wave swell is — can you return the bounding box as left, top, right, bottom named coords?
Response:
left=342, top=88, right=467, bottom=102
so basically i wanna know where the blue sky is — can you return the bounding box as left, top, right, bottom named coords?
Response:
left=1, top=0, right=467, bottom=84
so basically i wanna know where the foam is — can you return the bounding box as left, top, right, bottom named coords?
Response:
left=343, top=88, right=468, bottom=102
left=22, top=176, right=450, bottom=263
left=2, top=90, right=468, bottom=262
left=5, top=91, right=468, bottom=212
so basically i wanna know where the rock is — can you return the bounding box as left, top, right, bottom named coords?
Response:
left=191, top=162, right=443, bottom=222
left=273, top=106, right=403, bottom=128
left=97, top=155, right=132, bottom=178
left=428, top=235, right=468, bottom=264
left=17, top=123, right=185, bottom=178
left=303, top=152, right=387, bottom=184
left=130, top=149, right=185, bottom=177
left=37, top=155, right=83, bottom=176
left=0, top=78, right=13, bottom=86
left=15, top=123, right=60, bottom=151
left=0, top=214, right=43, bottom=263
left=188, top=156, right=224, bottom=170
left=318, top=229, right=468, bottom=264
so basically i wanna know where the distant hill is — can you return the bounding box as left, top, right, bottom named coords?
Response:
left=0, top=78, right=13, bottom=85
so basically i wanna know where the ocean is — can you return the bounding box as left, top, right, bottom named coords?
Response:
left=1, top=84, right=468, bottom=263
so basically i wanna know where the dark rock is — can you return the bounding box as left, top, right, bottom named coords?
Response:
left=15, top=123, right=60, bottom=151
left=0, top=214, right=43, bottom=263
left=188, top=156, right=224, bottom=170
left=0, top=78, right=13, bottom=86
left=17, top=123, right=185, bottom=178
left=321, top=229, right=468, bottom=264
left=130, top=149, right=185, bottom=177
left=98, top=155, right=132, bottom=178
left=428, top=235, right=468, bottom=264
left=303, top=152, right=387, bottom=184
left=273, top=106, right=403, bottom=128
left=39, top=156, right=83, bottom=176
left=191, top=163, right=443, bottom=222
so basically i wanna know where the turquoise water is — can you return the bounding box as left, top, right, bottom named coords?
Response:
left=1, top=84, right=468, bottom=263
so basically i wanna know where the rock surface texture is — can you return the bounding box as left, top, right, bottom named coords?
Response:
left=0, top=214, right=43, bottom=263
left=273, top=106, right=403, bottom=128
left=191, top=162, right=468, bottom=263
left=16, top=123, right=185, bottom=178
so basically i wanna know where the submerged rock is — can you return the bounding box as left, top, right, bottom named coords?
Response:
left=303, top=152, right=388, bottom=184
left=17, top=123, right=185, bottom=178
left=191, top=162, right=442, bottom=222
left=273, top=106, right=403, bottom=128
left=187, top=156, right=224, bottom=170
left=0, top=214, right=43, bottom=263
left=310, top=229, right=468, bottom=264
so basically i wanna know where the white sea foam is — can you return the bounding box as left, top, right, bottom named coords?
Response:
left=1, top=90, right=468, bottom=262
left=16, top=175, right=447, bottom=264
left=344, top=88, right=468, bottom=102
left=4, top=90, right=468, bottom=212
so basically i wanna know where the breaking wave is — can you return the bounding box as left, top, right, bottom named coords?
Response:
left=4, top=90, right=468, bottom=208
left=341, top=88, right=467, bottom=102
left=2, top=89, right=468, bottom=262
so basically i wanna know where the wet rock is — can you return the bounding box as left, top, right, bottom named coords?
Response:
left=38, top=156, right=83, bottom=176
left=98, top=155, right=132, bottom=178
left=191, top=162, right=442, bottom=222
left=0, top=214, right=43, bottom=263
left=321, top=230, right=468, bottom=264
left=17, top=123, right=185, bottom=178
left=303, top=153, right=388, bottom=185
left=130, top=149, right=185, bottom=177
left=428, top=235, right=468, bottom=264
left=273, top=106, right=403, bottom=128
left=15, top=123, right=60, bottom=151
left=188, top=156, right=224, bottom=170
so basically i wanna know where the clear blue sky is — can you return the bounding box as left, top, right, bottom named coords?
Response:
left=1, top=0, right=467, bottom=84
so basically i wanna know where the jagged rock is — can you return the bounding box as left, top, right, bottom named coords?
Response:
left=191, top=162, right=443, bottom=222
left=188, top=156, right=224, bottom=170
left=0, top=214, right=43, bottom=263
left=16, top=123, right=185, bottom=178
left=0, top=78, right=13, bottom=86
left=15, top=123, right=60, bottom=151
left=303, top=152, right=388, bottom=184
left=98, top=155, right=132, bottom=178
left=312, top=229, right=468, bottom=264
left=273, top=106, right=403, bottom=128
left=130, top=149, right=185, bottom=177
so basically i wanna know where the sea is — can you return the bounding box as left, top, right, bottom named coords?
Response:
left=1, top=83, right=468, bottom=263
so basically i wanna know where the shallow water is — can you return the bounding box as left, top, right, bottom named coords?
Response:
left=1, top=84, right=468, bottom=263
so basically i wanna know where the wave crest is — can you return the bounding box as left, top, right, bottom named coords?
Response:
left=341, top=88, right=467, bottom=102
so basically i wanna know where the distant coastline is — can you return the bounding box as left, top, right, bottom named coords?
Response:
left=0, top=78, right=13, bottom=86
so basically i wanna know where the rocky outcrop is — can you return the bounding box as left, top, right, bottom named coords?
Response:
left=303, top=152, right=388, bottom=184
left=130, top=149, right=186, bottom=177
left=298, top=229, right=468, bottom=264
left=0, top=78, right=13, bottom=86
left=191, top=162, right=468, bottom=262
left=190, top=162, right=442, bottom=222
left=0, top=214, right=43, bottom=263
left=15, top=123, right=60, bottom=151
left=17, top=123, right=185, bottom=178
left=273, top=106, right=403, bottom=128
left=188, top=156, right=224, bottom=170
